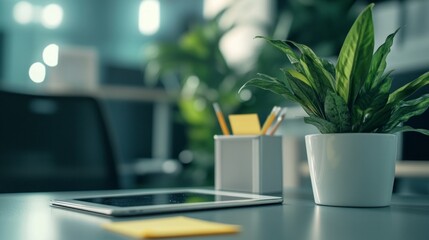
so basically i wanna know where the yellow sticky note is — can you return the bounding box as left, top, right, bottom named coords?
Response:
left=228, top=114, right=261, bottom=135
left=103, top=216, right=240, bottom=239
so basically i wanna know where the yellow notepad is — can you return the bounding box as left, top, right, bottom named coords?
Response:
left=228, top=114, right=261, bottom=135
left=103, top=216, right=240, bottom=239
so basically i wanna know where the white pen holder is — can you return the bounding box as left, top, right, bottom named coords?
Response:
left=214, top=135, right=283, bottom=195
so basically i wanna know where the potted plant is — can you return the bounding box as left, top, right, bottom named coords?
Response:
left=240, top=3, right=429, bottom=207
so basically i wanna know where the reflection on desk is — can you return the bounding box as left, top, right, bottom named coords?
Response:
left=0, top=189, right=428, bottom=240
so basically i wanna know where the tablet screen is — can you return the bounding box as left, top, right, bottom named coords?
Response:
left=75, top=192, right=248, bottom=207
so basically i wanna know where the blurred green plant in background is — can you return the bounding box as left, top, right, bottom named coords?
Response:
left=282, top=0, right=356, bottom=56
left=143, top=0, right=358, bottom=186
left=144, top=10, right=245, bottom=186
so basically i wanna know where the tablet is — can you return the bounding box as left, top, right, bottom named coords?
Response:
left=50, top=189, right=282, bottom=216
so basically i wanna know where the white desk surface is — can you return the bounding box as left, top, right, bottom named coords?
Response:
left=0, top=188, right=428, bottom=240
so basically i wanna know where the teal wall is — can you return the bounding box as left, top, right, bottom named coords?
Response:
left=0, top=0, right=203, bottom=87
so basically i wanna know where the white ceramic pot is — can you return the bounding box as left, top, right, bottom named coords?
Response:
left=305, top=133, right=397, bottom=207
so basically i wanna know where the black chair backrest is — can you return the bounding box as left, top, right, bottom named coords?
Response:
left=0, top=89, right=119, bottom=193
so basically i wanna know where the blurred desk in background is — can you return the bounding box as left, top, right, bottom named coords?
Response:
left=39, top=85, right=178, bottom=103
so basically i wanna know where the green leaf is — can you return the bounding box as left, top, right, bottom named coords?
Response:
left=335, top=4, right=375, bottom=104
left=366, top=77, right=393, bottom=112
left=355, top=73, right=393, bottom=114
left=324, top=91, right=351, bottom=132
left=239, top=74, right=298, bottom=103
left=320, top=58, right=336, bottom=79
left=389, top=126, right=429, bottom=135
left=301, top=55, right=335, bottom=102
left=255, top=36, right=302, bottom=71
left=351, top=108, right=365, bottom=132
left=288, top=41, right=336, bottom=92
left=364, top=29, right=399, bottom=92
left=361, top=104, right=393, bottom=132
left=388, top=71, right=429, bottom=104
left=304, top=116, right=338, bottom=134
left=256, top=73, right=295, bottom=95
left=239, top=78, right=287, bottom=95
left=284, top=71, right=324, bottom=117
left=287, top=69, right=310, bottom=85
left=297, top=58, right=317, bottom=89
left=383, top=94, right=429, bottom=132
left=369, top=74, right=393, bottom=110
left=354, top=70, right=394, bottom=131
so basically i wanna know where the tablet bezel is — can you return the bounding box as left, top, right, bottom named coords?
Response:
left=50, top=189, right=283, bottom=216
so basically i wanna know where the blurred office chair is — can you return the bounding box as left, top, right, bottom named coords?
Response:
left=0, top=89, right=119, bottom=193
